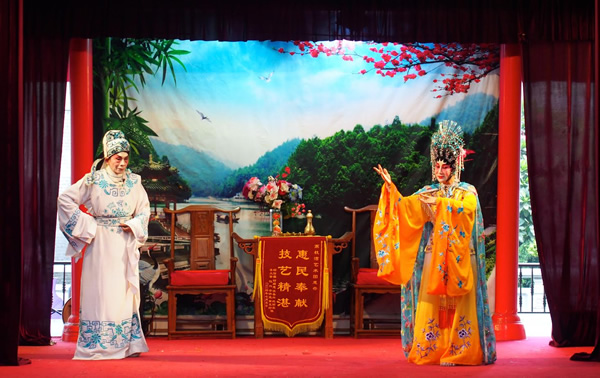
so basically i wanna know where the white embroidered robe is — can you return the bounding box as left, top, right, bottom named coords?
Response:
left=57, top=168, right=150, bottom=360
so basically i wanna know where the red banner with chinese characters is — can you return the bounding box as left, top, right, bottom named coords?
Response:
left=255, top=236, right=329, bottom=337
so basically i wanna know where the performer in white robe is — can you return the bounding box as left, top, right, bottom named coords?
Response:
left=58, top=130, right=150, bottom=360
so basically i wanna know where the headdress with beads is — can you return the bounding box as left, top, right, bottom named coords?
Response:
left=430, top=120, right=465, bottom=182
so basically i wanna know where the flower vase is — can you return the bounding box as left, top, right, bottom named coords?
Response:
left=269, top=208, right=282, bottom=236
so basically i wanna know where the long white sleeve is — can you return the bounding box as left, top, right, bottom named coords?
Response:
left=125, top=181, right=150, bottom=249
left=123, top=179, right=151, bottom=295
left=57, top=177, right=97, bottom=259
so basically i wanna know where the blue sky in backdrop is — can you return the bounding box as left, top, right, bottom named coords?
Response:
left=131, top=40, right=499, bottom=169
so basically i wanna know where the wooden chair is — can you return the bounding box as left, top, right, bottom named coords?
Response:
left=345, top=205, right=402, bottom=338
left=163, top=205, right=240, bottom=339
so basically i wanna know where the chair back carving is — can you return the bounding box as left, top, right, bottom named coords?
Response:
left=345, top=205, right=378, bottom=276
left=165, top=205, right=238, bottom=277
left=162, top=204, right=240, bottom=339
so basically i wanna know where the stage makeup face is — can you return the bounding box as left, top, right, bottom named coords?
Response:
left=434, top=160, right=453, bottom=184
left=106, top=152, right=129, bottom=175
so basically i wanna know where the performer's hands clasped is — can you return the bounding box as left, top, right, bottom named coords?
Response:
left=119, top=224, right=132, bottom=233
left=418, top=194, right=436, bottom=204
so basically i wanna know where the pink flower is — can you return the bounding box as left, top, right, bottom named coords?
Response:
left=243, top=177, right=263, bottom=200
left=264, top=181, right=279, bottom=204
left=256, top=186, right=266, bottom=201
left=241, top=168, right=305, bottom=217
left=248, top=177, right=261, bottom=189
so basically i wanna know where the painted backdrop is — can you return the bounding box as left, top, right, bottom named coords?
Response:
left=93, top=39, right=499, bottom=321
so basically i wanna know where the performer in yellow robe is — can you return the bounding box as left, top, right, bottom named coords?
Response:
left=373, top=120, right=496, bottom=366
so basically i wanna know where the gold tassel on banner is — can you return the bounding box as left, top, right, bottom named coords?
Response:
left=323, top=238, right=329, bottom=310
left=252, top=239, right=263, bottom=302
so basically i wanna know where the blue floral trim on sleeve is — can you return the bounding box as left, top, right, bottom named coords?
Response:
left=134, top=211, right=150, bottom=237
left=64, top=208, right=82, bottom=237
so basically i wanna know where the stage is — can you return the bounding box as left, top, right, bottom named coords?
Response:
left=3, top=314, right=597, bottom=377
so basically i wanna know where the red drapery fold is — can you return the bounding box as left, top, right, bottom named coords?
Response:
left=521, top=41, right=598, bottom=347
left=0, top=0, right=23, bottom=366
left=18, top=34, right=69, bottom=345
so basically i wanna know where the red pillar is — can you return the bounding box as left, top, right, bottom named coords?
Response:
left=492, top=44, right=526, bottom=341
left=62, top=38, right=93, bottom=342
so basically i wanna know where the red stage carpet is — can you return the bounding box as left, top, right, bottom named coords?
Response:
left=2, top=336, right=597, bottom=377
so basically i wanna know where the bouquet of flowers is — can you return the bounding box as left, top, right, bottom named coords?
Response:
left=242, top=167, right=306, bottom=218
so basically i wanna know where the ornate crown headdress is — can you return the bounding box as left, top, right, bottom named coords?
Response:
left=430, top=120, right=465, bottom=182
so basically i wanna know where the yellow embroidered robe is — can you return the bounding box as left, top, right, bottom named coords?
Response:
left=373, top=182, right=496, bottom=365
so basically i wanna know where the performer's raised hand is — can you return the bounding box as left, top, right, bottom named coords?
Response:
left=373, top=164, right=393, bottom=186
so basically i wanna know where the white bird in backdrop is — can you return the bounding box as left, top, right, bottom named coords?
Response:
left=259, top=71, right=273, bottom=82
left=139, top=247, right=160, bottom=288
left=196, top=110, right=212, bottom=122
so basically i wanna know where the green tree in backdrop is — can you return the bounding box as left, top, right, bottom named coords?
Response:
left=92, top=38, right=192, bottom=202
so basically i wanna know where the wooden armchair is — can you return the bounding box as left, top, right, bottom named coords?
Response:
left=163, top=205, right=240, bottom=339
left=345, top=205, right=402, bottom=338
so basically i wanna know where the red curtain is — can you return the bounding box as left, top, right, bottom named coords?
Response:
left=32, top=1, right=522, bottom=43
left=1, top=0, right=597, bottom=366
left=522, top=41, right=597, bottom=347
left=19, top=34, right=69, bottom=345
left=0, top=0, right=23, bottom=366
